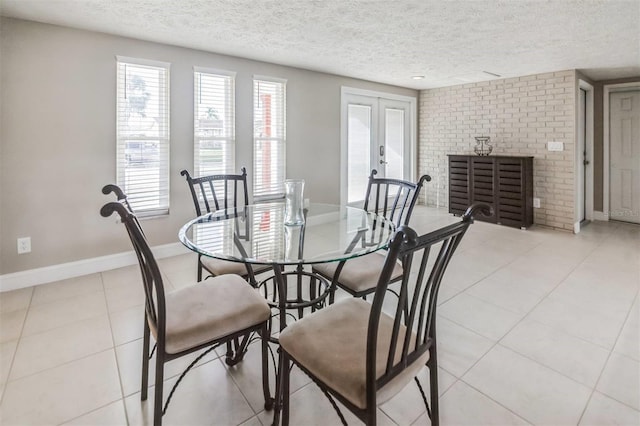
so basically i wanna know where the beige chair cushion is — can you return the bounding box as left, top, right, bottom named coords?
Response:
left=279, top=298, right=429, bottom=410
left=201, top=256, right=271, bottom=277
left=313, top=252, right=403, bottom=293
left=151, top=274, right=271, bottom=354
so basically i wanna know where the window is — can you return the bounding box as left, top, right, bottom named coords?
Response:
left=116, top=57, right=170, bottom=216
left=194, top=68, right=235, bottom=176
left=253, top=76, right=286, bottom=199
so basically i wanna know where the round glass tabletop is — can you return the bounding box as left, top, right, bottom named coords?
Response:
left=179, top=202, right=395, bottom=265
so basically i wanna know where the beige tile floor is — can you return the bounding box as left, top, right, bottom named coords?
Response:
left=0, top=206, right=639, bottom=425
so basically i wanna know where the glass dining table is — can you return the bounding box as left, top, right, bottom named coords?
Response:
left=180, top=201, right=395, bottom=421
left=178, top=201, right=396, bottom=335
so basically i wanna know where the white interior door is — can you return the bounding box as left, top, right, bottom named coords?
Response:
left=343, top=91, right=413, bottom=205
left=610, top=90, right=640, bottom=224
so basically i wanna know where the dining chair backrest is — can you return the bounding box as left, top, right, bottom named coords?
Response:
left=363, top=170, right=431, bottom=228
left=100, top=187, right=167, bottom=344
left=365, top=203, right=490, bottom=411
left=180, top=168, right=249, bottom=216
left=102, top=184, right=274, bottom=426
left=102, top=184, right=136, bottom=217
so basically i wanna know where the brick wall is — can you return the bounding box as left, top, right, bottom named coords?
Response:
left=418, top=70, right=576, bottom=231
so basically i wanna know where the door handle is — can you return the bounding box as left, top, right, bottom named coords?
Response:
left=379, top=146, right=387, bottom=164
left=584, top=160, right=590, bottom=165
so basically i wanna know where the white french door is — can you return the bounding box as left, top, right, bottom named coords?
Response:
left=380, top=98, right=411, bottom=181
left=610, top=90, right=640, bottom=224
left=341, top=89, right=414, bottom=205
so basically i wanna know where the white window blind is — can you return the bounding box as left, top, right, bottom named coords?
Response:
left=251, top=203, right=285, bottom=260
left=253, top=77, right=286, bottom=199
left=194, top=68, right=235, bottom=176
left=116, top=57, right=170, bottom=216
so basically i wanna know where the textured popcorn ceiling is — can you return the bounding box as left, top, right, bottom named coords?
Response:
left=1, top=0, right=639, bottom=89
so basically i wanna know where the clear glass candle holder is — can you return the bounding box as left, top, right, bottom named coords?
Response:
left=284, top=179, right=305, bottom=225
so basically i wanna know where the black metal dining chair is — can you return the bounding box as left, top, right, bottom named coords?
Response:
left=313, top=170, right=431, bottom=302
left=101, top=185, right=273, bottom=426
left=181, top=167, right=271, bottom=285
left=276, top=203, right=491, bottom=426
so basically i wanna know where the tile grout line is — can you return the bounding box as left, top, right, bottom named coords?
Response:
left=407, top=377, right=458, bottom=426
left=100, top=270, right=131, bottom=425
left=500, top=227, right=636, bottom=356
left=212, top=356, right=259, bottom=426
left=440, top=231, right=605, bottom=424
left=102, top=262, right=150, bottom=424
left=496, top=341, right=596, bottom=389
left=456, top=376, right=534, bottom=425
left=40, top=274, right=125, bottom=424
left=0, top=286, right=35, bottom=408
left=576, top=289, right=640, bottom=424
left=433, top=315, right=536, bottom=424
left=515, top=230, right=634, bottom=420
left=434, top=238, right=552, bottom=358
left=55, top=399, right=124, bottom=426
left=221, top=341, right=269, bottom=419
left=19, top=288, right=110, bottom=341
left=451, top=236, right=547, bottom=307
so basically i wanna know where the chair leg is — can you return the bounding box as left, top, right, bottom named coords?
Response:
left=153, top=351, right=165, bottom=426
left=141, top=315, right=150, bottom=401
left=281, top=352, right=291, bottom=426
left=271, top=348, right=285, bottom=426
left=428, top=346, right=440, bottom=426
left=365, top=403, right=377, bottom=426
left=328, top=281, right=336, bottom=305
left=261, top=325, right=273, bottom=410
left=225, top=340, right=235, bottom=363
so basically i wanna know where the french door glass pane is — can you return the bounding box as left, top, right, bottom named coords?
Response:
left=385, top=108, right=404, bottom=180
left=347, top=104, right=371, bottom=203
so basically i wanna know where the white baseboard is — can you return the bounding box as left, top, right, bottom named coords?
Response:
left=0, top=242, right=190, bottom=293
left=593, top=211, right=609, bottom=221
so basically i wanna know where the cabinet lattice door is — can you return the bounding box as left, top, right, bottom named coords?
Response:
left=448, top=155, right=533, bottom=229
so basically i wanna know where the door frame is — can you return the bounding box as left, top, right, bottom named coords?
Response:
left=602, top=82, right=640, bottom=221
left=340, top=86, right=417, bottom=206
left=574, top=80, right=594, bottom=233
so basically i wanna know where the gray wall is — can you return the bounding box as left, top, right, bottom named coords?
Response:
left=0, top=18, right=417, bottom=274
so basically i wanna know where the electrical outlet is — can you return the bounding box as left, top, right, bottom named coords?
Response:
left=547, top=141, right=564, bottom=152
left=533, top=198, right=541, bottom=208
left=17, top=237, right=31, bottom=254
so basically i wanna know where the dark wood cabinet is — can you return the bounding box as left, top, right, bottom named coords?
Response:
left=448, top=155, right=534, bottom=229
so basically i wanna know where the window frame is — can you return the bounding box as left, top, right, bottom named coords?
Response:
left=253, top=75, right=287, bottom=201
left=193, top=66, right=236, bottom=177
left=116, top=56, right=171, bottom=217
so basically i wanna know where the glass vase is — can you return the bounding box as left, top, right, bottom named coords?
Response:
left=284, top=179, right=305, bottom=225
